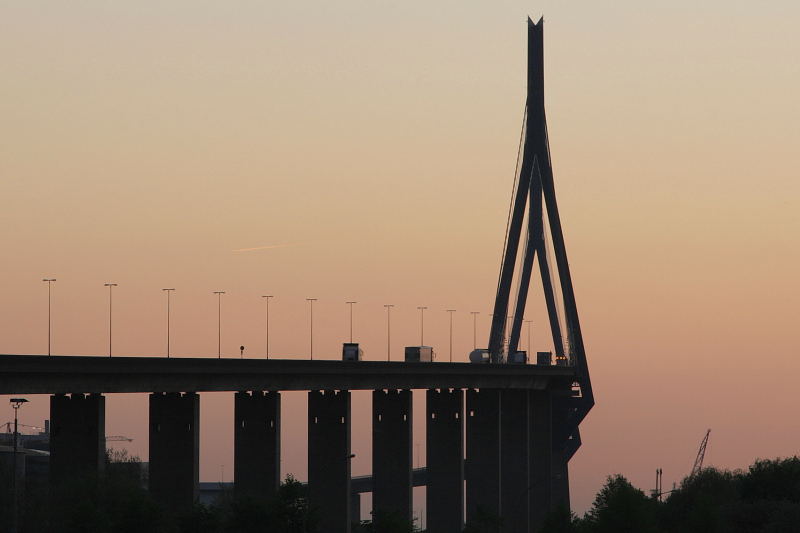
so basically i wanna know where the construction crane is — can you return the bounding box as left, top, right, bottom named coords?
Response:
left=691, top=429, right=711, bottom=476
left=3, top=422, right=45, bottom=434
left=482, top=17, right=594, bottom=460
left=106, top=436, right=133, bottom=442
left=652, top=428, right=712, bottom=499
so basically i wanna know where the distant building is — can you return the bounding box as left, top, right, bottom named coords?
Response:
left=0, top=420, right=51, bottom=452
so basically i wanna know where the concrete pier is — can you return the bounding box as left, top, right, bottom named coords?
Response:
left=8, top=354, right=585, bottom=530
left=528, top=390, right=553, bottom=532
left=501, top=388, right=530, bottom=531
left=149, top=392, right=199, bottom=510
left=551, top=401, right=572, bottom=510
left=234, top=390, right=281, bottom=500
left=50, top=393, right=105, bottom=485
left=372, top=389, right=412, bottom=521
left=426, top=388, right=464, bottom=533
left=308, top=390, right=351, bottom=532
left=465, top=388, right=501, bottom=522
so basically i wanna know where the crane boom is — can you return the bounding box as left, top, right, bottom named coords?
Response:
left=691, top=429, right=711, bottom=476
left=106, top=436, right=133, bottom=442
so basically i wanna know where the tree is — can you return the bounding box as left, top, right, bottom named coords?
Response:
left=661, top=467, right=739, bottom=533
left=539, top=503, right=581, bottom=533
left=582, top=474, right=658, bottom=533
left=353, top=509, right=420, bottom=533
left=274, top=474, right=318, bottom=533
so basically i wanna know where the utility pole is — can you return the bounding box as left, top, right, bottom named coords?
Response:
left=10, top=398, right=28, bottom=533
left=307, top=299, right=317, bottom=360
left=346, top=301, right=356, bottom=342
left=470, top=311, right=479, bottom=350
left=213, top=291, right=225, bottom=358
left=525, top=319, right=532, bottom=354
left=262, top=295, right=273, bottom=359
left=163, top=289, right=175, bottom=357
left=384, top=304, right=393, bottom=361
left=446, top=309, right=456, bottom=362
left=104, top=283, right=117, bottom=357
left=417, top=306, right=427, bottom=345
left=43, top=279, right=56, bottom=356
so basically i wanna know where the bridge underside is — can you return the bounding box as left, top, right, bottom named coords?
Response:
left=0, top=354, right=573, bottom=394
left=4, top=355, right=578, bottom=532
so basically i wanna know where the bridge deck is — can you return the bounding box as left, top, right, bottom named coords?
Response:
left=0, top=354, right=575, bottom=394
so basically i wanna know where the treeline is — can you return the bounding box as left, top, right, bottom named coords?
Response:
left=541, top=456, right=800, bottom=533
left=14, top=470, right=323, bottom=533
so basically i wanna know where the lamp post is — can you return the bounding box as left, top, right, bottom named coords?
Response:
left=307, top=299, right=317, bottom=360
left=525, top=320, right=532, bottom=354
left=104, top=283, right=117, bottom=357
left=470, top=311, right=479, bottom=349
left=10, top=398, right=28, bottom=533
left=346, top=301, right=356, bottom=342
left=213, top=291, right=225, bottom=358
left=43, top=279, right=56, bottom=356
left=262, top=295, right=273, bottom=359
left=417, top=306, right=427, bottom=345
left=446, top=309, right=456, bottom=362
left=163, top=289, right=175, bottom=358
left=384, top=304, right=393, bottom=361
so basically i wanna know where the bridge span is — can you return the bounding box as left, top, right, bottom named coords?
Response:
left=1, top=353, right=576, bottom=532
left=0, top=354, right=573, bottom=395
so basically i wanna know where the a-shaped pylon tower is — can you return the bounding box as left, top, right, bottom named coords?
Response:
left=487, top=17, right=594, bottom=458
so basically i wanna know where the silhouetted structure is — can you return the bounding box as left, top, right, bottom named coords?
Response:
left=0, top=17, right=593, bottom=533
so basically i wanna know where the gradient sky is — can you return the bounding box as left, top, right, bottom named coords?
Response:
left=2, top=0, right=799, bottom=518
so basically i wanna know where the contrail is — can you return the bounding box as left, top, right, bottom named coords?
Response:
left=233, top=244, right=308, bottom=252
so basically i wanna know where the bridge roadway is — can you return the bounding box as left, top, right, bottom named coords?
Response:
left=0, top=354, right=575, bottom=395
left=1, top=353, right=576, bottom=532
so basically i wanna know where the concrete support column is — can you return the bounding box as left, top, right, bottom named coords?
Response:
left=149, top=392, right=199, bottom=510
left=308, top=390, right=351, bottom=533
left=352, top=492, right=361, bottom=525
left=528, top=390, right=553, bottom=532
left=50, top=393, right=105, bottom=486
left=426, top=388, right=464, bottom=533
left=372, top=389, right=412, bottom=521
left=465, top=389, right=501, bottom=522
left=501, top=389, right=530, bottom=532
left=551, top=401, right=571, bottom=510
left=234, top=391, right=281, bottom=500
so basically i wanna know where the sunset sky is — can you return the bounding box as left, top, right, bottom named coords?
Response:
left=2, top=1, right=799, bottom=519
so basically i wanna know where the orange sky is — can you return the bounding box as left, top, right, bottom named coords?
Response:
left=2, top=1, right=799, bottom=518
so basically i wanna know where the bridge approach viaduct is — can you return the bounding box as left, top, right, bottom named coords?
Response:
left=1, top=354, right=577, bottom=533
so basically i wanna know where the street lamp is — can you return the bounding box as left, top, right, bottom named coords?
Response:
left=384, top=304, right=394, bottom=361
left=346, top=301, right=356, bottom=343
left=163, top=289, right=175, bottom=358
left=262, top=295, right=273, bottom=359
left=525, top=320, right=532, bottom=354
left=10, top=398, right=28, bottom=533
left=470, top=311, right=479, bottom=350
left=104, top=283, right=117, bottom=357
left=446, top=309, right=456, bottom=362
left=213, top=291, right=225, bottom=358
left=307, top=299, right=317, bottom=360
left=43, top=279, right=56, bottom=356
left=417, top=306, right=427, bottom=345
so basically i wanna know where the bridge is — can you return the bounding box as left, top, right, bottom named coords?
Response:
left=1, top=353, right=577, bottom=532
left=0, top=354, right=574, bottom=394
left=3, top=16, right=594, bottom=533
